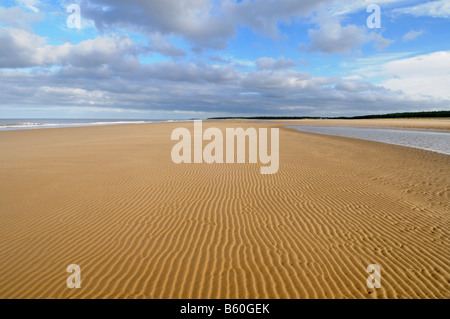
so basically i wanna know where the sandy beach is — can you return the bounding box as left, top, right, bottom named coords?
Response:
left=0, top=120, right=448, bottom=299
left=254, top=118, right=450, bottom=130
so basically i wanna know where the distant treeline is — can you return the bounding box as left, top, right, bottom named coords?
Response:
left=208, top=110, right=450, bottom=120
left=335, top=110, right=450, bottom=119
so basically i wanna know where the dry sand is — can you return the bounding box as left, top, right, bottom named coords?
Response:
left=265, top=118, right=450, bottom=130
left=0, top=121, right=448, bottom=299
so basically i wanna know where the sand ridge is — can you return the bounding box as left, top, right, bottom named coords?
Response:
left=0, top=121, right=448, bottom=298
left=252, top=118, right=450, bottom=131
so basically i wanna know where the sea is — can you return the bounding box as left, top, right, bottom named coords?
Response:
left=0, top=119, right=185, bottom=131
left=288, top=126, right=450, bottom=155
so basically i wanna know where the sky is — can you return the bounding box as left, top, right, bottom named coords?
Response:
left=0, top=0, right=449, bottom=119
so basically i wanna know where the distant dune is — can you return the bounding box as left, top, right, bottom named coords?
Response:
left=271, top=118, right=450, bottom=130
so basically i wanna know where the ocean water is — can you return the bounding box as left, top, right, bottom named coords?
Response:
left=0, top=119, right=181, bottom=131
left=288, top=126, right=450, bottom=155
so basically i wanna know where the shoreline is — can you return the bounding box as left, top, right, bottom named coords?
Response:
left=1, top=118, right=449, bottom=132
left=0, top=120, right=196, bottom=132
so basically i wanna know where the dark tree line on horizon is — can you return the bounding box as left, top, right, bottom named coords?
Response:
left=208, top=110, right=450, bottom=120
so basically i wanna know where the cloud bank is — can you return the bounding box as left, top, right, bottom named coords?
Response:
left=0, top=0, right=448, bottom=118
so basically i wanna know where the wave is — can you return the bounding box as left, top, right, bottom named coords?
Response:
left=0, top=120, right=153, bottom=130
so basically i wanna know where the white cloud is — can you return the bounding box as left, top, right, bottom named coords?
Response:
left=0, top=53, right=446, bottom=117
left=303, top=13, right=392, bottom=55
left=256, top=56, right=296, bottom=70
left=0, top=27, right=45, bottom=67
left=0, top=27, right=143, bottom=68
left=393, top=0, right=450, bottom=18
left=341, top=52, right=417, bottom=77
left=402, top=29, right=424, bottom=41
left=0, top=6, right=43, bottom=30
left=16, top=0, right=40, bottom=13
left=222, top=0, right=332, bottom=38
left=147, top=33, right=186, bottom=58
left=328, top=0, right=406, bottom=15
left=212, top=54, right=256, bottom=68
left=80, top=0, right=333, bottom=50
left=381, top=51, right=450, bottom=100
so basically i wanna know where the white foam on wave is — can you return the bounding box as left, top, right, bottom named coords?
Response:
left=0, top=120, right=152, bottom=130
